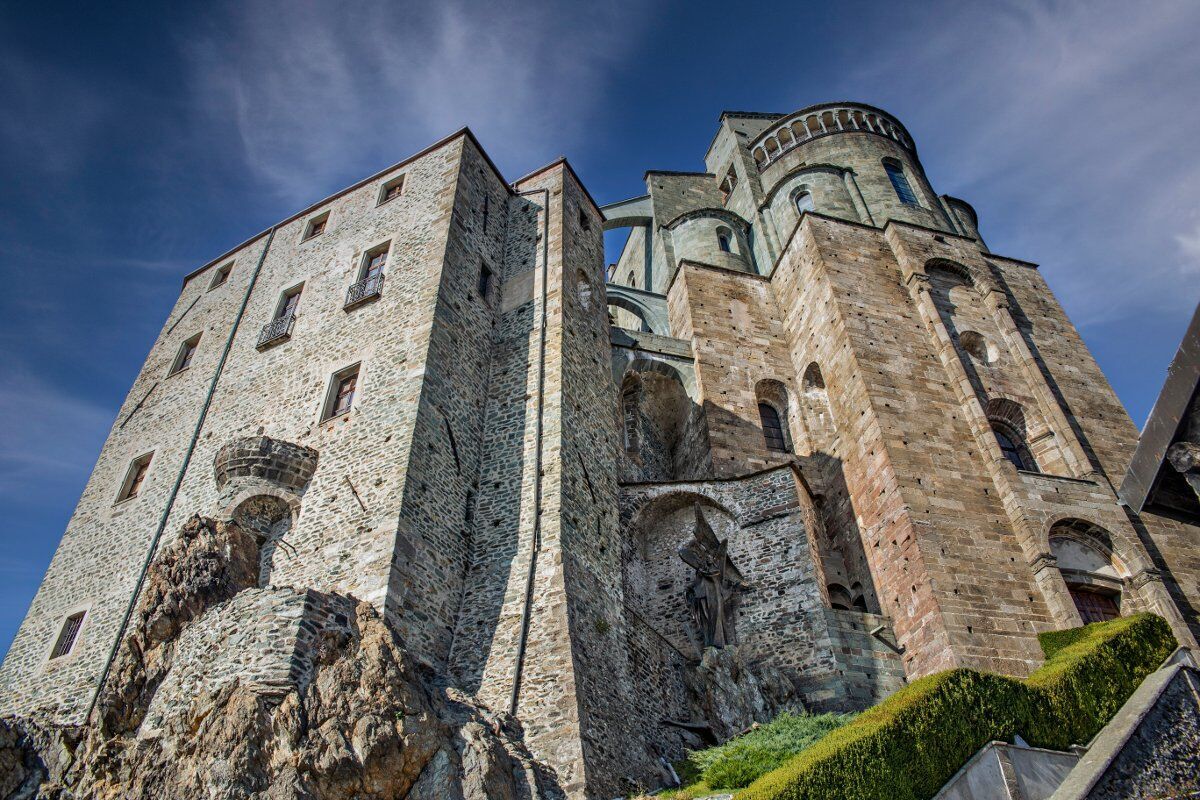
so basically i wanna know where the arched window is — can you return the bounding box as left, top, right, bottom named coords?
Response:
left=1050, top=523, right=1126, bottom=624
left=992, top=422, right=1035, bottom=472
left=883, top=159, right=918, bottom=206
left=758, top=403, right=789, bottom=452
left=794, top=191, right=815, bottom=215
left=717, top=230, right=732, bottom=252
left=627, top=270, right=636, bottom=287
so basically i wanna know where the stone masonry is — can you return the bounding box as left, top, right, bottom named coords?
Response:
left=2, top=102, right=1199, bottom=797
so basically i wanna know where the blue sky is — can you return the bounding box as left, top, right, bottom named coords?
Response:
left=1, top=0, right=1198, bottom=656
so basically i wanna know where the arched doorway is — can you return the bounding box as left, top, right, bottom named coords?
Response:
left=1049, top=520, right=1126, bottom=624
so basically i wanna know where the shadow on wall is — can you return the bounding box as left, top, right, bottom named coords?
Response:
left=621, top=365, right=712, bottom=482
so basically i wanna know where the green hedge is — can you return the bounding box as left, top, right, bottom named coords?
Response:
left=736, top=613, right=1176, bottom=800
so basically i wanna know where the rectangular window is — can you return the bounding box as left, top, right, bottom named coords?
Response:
left=360, top=244, right=388, bottom=280
left=168, top=333, right=201, bottom=376
left=117, top=452, right=153, bottom=502
left=323, top=364, right=360, bottom=420
left=303, top=212, right=329, bottom=241
left=478, top=261, right=492, bottom=300
left=578, top=207, right=591, bottom=231
left=50, top=611, right=86, bottom=659
left=276, top=285, right=303, bottom=320
left=884, top=161, right=919, bottom=206
left=208, top=262, right=233, bottom=289
left=378, top=175, right=404, bottom=205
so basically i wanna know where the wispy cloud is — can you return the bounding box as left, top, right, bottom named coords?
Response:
left=183, top=0, right=646, bottom=203
left=843, top=0, right=1200, bottom=326
left=0, top=368, right=111, bottom=503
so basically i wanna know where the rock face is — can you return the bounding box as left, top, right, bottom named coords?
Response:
left=0, top=516, right=560, bottom=800
left=686, top=646, right=803, bottom=742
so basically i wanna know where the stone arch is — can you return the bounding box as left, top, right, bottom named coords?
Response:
left=985, top=397, right=1045, bottom=473
left=230, top=493, right=295, bottom=587
left=958, top=330, right=997, bottom=365
left=605, top=285, right=670, bottom=336
left=800, top=362, right=835, bottom=451
left=625, top=492, right=740, bottom=657
left=924, top=258, right=980, bottom=291
left=1049, top=518, right=1129, bottom=624
left=618, top=360, right=703, bottom=482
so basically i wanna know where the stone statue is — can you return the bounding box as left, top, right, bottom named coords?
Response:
left=678, top=503, right=744, bottom=648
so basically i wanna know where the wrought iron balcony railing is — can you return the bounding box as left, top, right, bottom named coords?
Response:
left=258, top=312, right=295, bottom=348
left=345, top=272, right=385, bottom=309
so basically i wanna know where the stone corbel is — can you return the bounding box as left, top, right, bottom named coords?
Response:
left=1128, top=567, right=1165, bottom=591
left=1030, top=552, right=1059, bottom=575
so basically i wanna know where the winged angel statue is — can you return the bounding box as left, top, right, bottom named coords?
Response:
left=678, top=503, right=744, bottom=648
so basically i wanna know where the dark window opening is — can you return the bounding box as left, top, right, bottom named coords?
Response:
left=169, top=334, right=200, bottom=376
left=324, top=366, right=360, bottom=420
left=992, top=423, right=1036, bottom=472
left=884, top=160, right=919, bottom=206
left=119, top=454, right=152, bottom=502
left=209, top=262, right=233, bottom=289
left=50, top=611, right=85, bottom=659
left=379, top=175, right=404, bottom=205
left=759, top=402, right=789, bottom=452
left=478, top=262, right=492, bottom=299
left=303, top=213, right=328, bottom=240
left=717, top=232, right=732, bottom=252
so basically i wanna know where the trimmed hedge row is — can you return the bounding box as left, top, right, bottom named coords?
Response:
left=736, top=613, right=1176, bottom=800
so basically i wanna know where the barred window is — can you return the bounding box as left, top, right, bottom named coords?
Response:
left=50, top=611, right=85, bottom=659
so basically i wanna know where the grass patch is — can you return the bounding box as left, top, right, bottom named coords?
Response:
left=684, top=712, right=855, bottom=790
left=734, top=613, right=1176, bottom=800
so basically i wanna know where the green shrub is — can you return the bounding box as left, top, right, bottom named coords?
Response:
left=686, top=712, right=854, bottom=789
left=735, top=613, right=1175, bottom=800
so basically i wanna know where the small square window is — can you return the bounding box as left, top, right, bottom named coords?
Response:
left=378, top=175, right=405, bottom=205
left=117, top=452, right=153, bottom=503
left=50, top=611, right=86, bottom=659
left=322, top=364, right=360, bottom=420
left=168, top=333, right=201, bottom=376
left=303, top=212, right=329, bottom=241
left=208, top=262, right=233, bottom=290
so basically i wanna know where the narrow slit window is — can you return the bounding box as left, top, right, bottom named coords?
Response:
left=759, top=403, right=789, bottom=452
left=303, top=212, right=329, bottom=240
left=118, top=453, right=153, bottom=502
left=323, top=365, right=360, bottom=420
left=579, top=207, right=591, bottom=231
left=482, top=195, right=490, bottom=231
left=717, top=230, right=732, bottom=253
left=379, top=176, right=404, bottom=205
left=478, top=261, right=493, bottom=300
left=883, top=160, right=919, bottom=205
left=169, top=333, right=201, bottom=376
left=50, top=611, right=85, bottom=659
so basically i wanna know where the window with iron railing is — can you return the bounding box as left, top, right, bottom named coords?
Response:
left=259, top=285, right=302, bottom=348
left=346, top=245, right=388, bottom=309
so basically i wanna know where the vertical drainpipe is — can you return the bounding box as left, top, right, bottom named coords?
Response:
left=509, top=188, right=551, bottom=716
left=84, top=225, right=278, bottom=724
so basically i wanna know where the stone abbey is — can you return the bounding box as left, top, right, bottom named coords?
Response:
left=2, top=102, right=1199, bottom=798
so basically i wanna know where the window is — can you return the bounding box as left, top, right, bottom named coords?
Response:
left=277, top=285, right=303, bottom=320
left=626, top=270, right=636, bottom=288
left=208, top=262, right=233, bottom=290
left=717, top=230, right=732, bottom=253
left=992, top=423, right=1034, bottom=471
left=360, top=244, right=388, bottom=280
left=49, top=611, right=85, bottom=659
left=169, top=333, right=201, bottom=376
left=578, top=207, right=591, bottom=231
left=759, top=403, right=789, bottom=452
left=719, top=168, right=738, bottom=202
left=794, top=191, right=815, bottom=215
left=303, top=212, right=329, bottom=241
left=883, top=159, right=919, bottom=205
left=117, top=453, right=153, bottom=502
left=323, top=365, right=360, bottom=420
left=482, top=195, right=490, bottom=231
left=478, top=261, right=493, bottom=299
left=378, top=175, right=404, bottom=205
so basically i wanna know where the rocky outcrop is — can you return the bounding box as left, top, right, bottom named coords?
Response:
left=686, top=646, right=803, bottom=741
left=1, top=516, right=560, bottom=800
